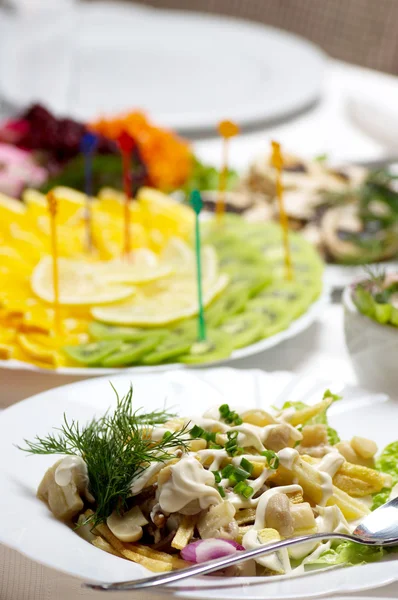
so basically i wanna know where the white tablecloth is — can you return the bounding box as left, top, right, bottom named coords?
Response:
left=2, top=58, right=398, bottom=600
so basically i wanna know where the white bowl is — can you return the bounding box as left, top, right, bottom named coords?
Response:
left=343, top=284, right=398, bottom=398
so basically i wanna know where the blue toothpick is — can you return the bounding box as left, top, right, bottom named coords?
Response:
left=80, top=131, right=98, bottom=252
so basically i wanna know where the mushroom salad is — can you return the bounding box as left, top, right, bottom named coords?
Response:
left=201, top=154, right=398, bottom=266
left=19, top=385, right=398, bottom=577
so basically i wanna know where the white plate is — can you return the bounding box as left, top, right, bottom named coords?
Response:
left=0, top=293, right=326, bottom=377
left=1, top=367, right=398, bottom=599
left=0, top=2, right=325, bottom=131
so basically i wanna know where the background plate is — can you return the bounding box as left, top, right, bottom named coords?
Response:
left=0, top=1, right=325, bottom=131
left=0, top=293, right=327, bottom=378
left=0, top=368, right=397, bottom=599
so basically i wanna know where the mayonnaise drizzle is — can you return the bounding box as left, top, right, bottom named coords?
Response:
left=314, top=451, right=345, bottom=506
left=158, top=456, right=221, bottom=515
left=54, top=456, right=94, bottom=502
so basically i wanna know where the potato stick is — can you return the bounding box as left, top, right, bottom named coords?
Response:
left=171, top=515, right=197, bottom=550
left=121, top=548, right=173, bottom=572
left=95, top=523, right=173, bottom=572
left=92, top=536, right=123, bottom=557
left=235, top=508, right=256, bottom=525
left=286, top=398, right=333, bottom=427
left=83, top=510, right=187, bottom=570
left=287, top=491, right=304, bottom=504
left=268, top=458, right=324, bottom=505
left=333, top=461, right=386, bottom=497
left=327, top=486, right=370, bottom=520
left=129, top=543, right=190, bottom=568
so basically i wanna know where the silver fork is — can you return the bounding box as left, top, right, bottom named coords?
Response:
left=85, top=496, right=398, bottom=591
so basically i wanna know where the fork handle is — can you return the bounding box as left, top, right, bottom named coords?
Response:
left=85, top=532, right=370, bottom=591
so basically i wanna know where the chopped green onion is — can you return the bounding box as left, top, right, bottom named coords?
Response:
left=212, top=470, right=221, bottom=484
left=240, top=457, right=254, bottom=475
left=208, top=442, right=223, bottom=450
left=205, top=431, right=216, bottom=443
left=261, top=450, right=279, bottom=469
left=217, top=485, right=226, bottom=498
left=227, top=431, right=238, bottom=441
left=242, top=485, right=254, bottom=499
left=229, top=466, right=250, bottom=484
left=190, top=425, right=204, bottom=438
left=219, top=404, right=229, bottom=417
left=233, top=481, right=247, bottom=494
left=218, top=404, right=243, bottom=426
left=221, top=464, right=234, bottom=478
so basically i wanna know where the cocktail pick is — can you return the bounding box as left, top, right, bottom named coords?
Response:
left=270, top=140, right=293, bottom=280
left=117, top=130, right=136, bottom=259
left=47, top=190, right=61, bottom=335
left=190, top=189, right=206, bottom=342
left=80, top=131, right=98, bottom=252
left=216, top=120, right=240, bottom=220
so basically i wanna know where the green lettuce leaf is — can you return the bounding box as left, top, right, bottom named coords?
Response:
left=305, top=541, right=385, bottom=571
left=372, top=441, right=398, bottom=510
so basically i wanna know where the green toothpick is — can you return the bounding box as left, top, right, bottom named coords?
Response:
left=190, top=189, right=206, bottom=341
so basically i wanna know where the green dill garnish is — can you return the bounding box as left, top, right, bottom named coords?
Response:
left=19, top=384, right=190, bottom=527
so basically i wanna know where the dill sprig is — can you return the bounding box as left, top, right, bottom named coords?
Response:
left=19, top=385, right=190, bottom=526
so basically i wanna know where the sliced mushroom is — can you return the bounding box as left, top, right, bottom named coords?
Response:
left=107, top=505, right=148, bottom=542
left=37, top=457, right=93, bottom=522
left=321, top=204, right=398, bottom=262
left=265, top=424, right=296, bottom=452
left=265, top=493, right=294, bottom=537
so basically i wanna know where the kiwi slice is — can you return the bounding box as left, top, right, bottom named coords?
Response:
left=205, top=284, right=250, bottom=326
left=141, top=334, right=193, bottom=365
left=178, top=330, right=233, bottom=364
left=63, top=340, right=120, bottom=366
left=169, top=319, right=198, bottom=338
left=100, top=337, right=161, bottom=368
left=220, top=313, right=264, bottom=349
left=224, top=265, right=271, bottom=297
left=89, top=322, right=167, bottom=343
left=246, top=300, right=292, bottom=337
left=253, top=281, right=312, bottom=319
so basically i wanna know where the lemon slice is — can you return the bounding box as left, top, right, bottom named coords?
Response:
left=31, top=257, right=136, bottom=305
left=23, top=187, right=85, bottom=224
left=160, top=239, right=218, bottom=282
left=0, top=192, right=27, bottom=229
left=91, top=273, right=229, bottom=326
left=96, top=259, right=173, bottom=285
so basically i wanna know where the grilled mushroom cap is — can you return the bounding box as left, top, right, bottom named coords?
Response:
left=321, top=204, right=398, bottom=262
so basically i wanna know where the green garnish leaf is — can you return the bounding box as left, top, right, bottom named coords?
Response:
left=19, top=384, right=189, bottom=527
left=304, top=540, right=386, bottom=570
left=372, top=441, right=398, bottom=510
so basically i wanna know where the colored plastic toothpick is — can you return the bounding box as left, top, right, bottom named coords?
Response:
left=117, top=130, right=136, bottom=258
left=190, top=189, right=206, bottom=341
left=47, top=191, right=61, bottom=335
left=80, top=131, right=98, bottom=252
left=270, top=141, right=293, bottom=280
left=216, top=120, right=239, bottom=220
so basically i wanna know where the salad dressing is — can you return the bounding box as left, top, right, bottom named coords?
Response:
left=158, top=456, right=222, bottom=515
left=54, top=456, right=94, bottom=501
left=314, top=452, right=345, bottom=506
